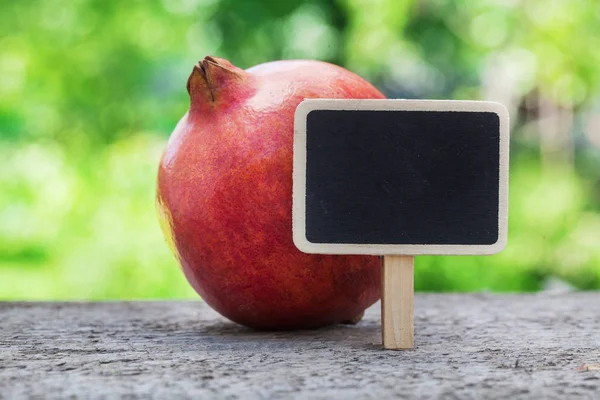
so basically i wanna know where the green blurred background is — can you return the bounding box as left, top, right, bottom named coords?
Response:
left=1, top=0, right=600, bottom=299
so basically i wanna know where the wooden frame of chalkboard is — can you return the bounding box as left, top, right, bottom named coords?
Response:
left=292, top=99, right=509, bottom=256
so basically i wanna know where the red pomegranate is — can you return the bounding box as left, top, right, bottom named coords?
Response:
left=157, top=56, right=384, bottom=329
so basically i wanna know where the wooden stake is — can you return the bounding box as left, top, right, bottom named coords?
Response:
left=381, top=255, right=414, bottom=350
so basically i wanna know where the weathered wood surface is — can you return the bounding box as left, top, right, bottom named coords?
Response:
left=1, top=293, right=599, bottom=399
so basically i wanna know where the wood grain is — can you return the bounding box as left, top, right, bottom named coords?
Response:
left=2, top=294, right=600, bottom=398
left=382, top=255, right=414, bottom=349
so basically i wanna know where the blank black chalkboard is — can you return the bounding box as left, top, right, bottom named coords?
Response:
left=293, top=100, right=509, bottom=255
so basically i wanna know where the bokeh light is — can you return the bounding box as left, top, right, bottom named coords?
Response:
left=1, top=0, right=600, bottom=298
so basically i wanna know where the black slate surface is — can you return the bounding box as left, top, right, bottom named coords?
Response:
left=305, top=110, right=500, bottom=245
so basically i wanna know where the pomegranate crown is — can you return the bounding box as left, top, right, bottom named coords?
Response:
left=186, top=55, right=251, bottom=110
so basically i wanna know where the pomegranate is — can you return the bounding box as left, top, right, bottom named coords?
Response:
left=157, top=56, right=385, bottom=329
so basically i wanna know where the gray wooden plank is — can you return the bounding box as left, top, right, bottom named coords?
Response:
left=1, top=293, right=600, bottom=399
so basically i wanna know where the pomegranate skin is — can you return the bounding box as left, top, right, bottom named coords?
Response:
left=157, top=56, right=385, bottom=329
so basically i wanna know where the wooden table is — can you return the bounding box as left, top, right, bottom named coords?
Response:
left=2, top=293, right=599, bottom=399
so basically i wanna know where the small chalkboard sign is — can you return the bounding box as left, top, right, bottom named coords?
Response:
left=292, top=99, right=509, bottom=349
